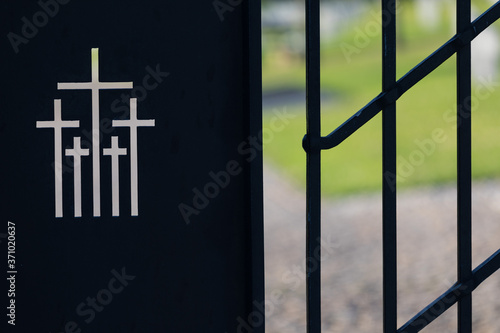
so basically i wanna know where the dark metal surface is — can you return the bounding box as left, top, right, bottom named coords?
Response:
left=382, top=1, right=397, bottom=332
left=0, top=1, right=263, bottom=332
left=305, top=0, right=322, bottom=332
left=244, top=1, right=265, bottom=332
left=456, top=1, right=473, bottom=332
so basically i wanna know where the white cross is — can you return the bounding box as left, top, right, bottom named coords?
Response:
left=112, top=98, right=155, bottom=216
left=58, top=48, right=133, bottom=217
left=65, top=137, right=90, bottom=218
left=36, top=99, right=80, bottom=218
left=103, top=136, right=127, bottom=217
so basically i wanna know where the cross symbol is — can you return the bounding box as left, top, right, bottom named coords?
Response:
left=113, top=98, right=155, bottom=216
left=65, top=137, right=90, bottom=218
left=103, top=136, right=127, bottom=217
left=58, top=48, right=133, bottom=217
left=36, top=99, right=80, bottom=218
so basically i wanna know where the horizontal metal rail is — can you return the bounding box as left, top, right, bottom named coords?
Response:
left=398, top=248, right=500, bottom=333
left=302, top=0, right=500, bottom=153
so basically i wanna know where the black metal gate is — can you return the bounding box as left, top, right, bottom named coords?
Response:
left=302, top=1, right=500, bottom=332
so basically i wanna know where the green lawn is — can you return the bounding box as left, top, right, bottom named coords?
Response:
left=263, top=1, right=500, bottom=197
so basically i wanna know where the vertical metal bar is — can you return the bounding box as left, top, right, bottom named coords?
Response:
left=305, top=0, right=321, bottom=332
left=382, top=0, right=397, bottom=332
left=457, top=0, right=472, bottom=332
left=245, top=1, right=265, bottom=332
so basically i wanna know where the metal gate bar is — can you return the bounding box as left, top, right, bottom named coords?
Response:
left=456, top=0, right=473, bottom=332
left=303, top=1, right=500, bottom=332
left=305, top=0, right=321, bottom=332
left=382, top=0, right=397, bottom=332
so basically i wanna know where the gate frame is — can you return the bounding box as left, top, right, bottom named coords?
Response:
left=303, top=1, right=500, bottom=332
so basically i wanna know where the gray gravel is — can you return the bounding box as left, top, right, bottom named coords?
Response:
left=264, top=164, right=500, bottom=332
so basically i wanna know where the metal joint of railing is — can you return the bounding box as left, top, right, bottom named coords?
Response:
left=302, top=1, right=500, bottom=155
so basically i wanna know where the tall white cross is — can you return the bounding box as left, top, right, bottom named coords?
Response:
left=65, top=137, right=90, bottom=218
left=113, top=98, right=155, bottom=216
left=103, top=136, right=127, bottom=217
left=58, top=48, right=133, bottom=217
left=36, top=99, right=80, bottom=218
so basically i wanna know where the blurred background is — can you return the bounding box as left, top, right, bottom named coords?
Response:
left=262, top=0, right=500, bottom=331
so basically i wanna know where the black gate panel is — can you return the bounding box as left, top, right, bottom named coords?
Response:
left=303, top=1, right=500, bottom=332
left=0, top=1, right=263, bottom=332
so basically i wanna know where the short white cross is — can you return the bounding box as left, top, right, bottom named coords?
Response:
left=65, top=137, right=90, bottom=218
left=112, top=98, right=155, bottom=216
left=36, top=99, right=80, bottom=218
left=103, top=136, right=127, bottom=217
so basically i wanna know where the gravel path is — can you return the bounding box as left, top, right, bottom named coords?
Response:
left=263, top=163, right=500, bottom=332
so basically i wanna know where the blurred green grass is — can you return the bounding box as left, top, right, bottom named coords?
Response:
left=263, top=0, right=500, bottom=196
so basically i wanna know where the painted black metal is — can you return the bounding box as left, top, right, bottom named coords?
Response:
left=456, top=1, right=473, bottom=332
left=381, top=1, right=397, bottom=332
left=303, top=0, right=500, bottom=332
left=0, top=1, right=263, bottom=332
left=246, top=0, right=265, bottom=332
left=305, top=1, right=322, bottom=332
